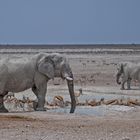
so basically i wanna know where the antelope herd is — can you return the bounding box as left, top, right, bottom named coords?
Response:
left=3, top=88, right=140, bottom=112
left=4, top=93, right=35, bottom=112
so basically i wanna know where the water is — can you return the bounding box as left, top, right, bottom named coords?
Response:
left=47, top=105, right=136, bottom=116
left=47, top=106, right=106, bottom=116
left=46, top=89, right=139, bottom=116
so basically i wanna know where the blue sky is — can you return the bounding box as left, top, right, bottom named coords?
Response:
left=0, top=0, right=140, bottom=44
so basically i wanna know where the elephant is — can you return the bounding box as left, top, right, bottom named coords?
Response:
left=0, top=53, right=76, bottom=113
left=116, top=62, right=140, bottom=90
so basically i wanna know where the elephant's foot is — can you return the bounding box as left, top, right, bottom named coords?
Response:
left=127, top=85, right=131, bottom=90
left=120, top=87, right=125, bottom=90
left=120, top=85, right=125, bottom=90
left=35, top=107, right=46, bottom=111
left=33, top=101, right=46, bottom=111
left=0, top=105, right=8, bottom=113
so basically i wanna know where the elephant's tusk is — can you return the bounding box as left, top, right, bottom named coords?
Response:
left=66, top=77, right=73, bottom=81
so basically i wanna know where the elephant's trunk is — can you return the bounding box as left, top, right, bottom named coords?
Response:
left=66, top=78, right=76, bottom=113
left=116, top=73, right=121, bottom=85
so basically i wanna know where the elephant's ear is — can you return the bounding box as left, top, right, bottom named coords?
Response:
left=37, top=56, right=54, bottom=79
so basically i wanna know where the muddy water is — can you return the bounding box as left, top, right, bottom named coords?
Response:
left=47, top=106, right=106, bottom=116
left=46, top=89, right=139, bottom=116
left=47, top=105, right=136, bottom=116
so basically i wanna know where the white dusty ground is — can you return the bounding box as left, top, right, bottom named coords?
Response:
left=0, top=47, right=140, bottom=140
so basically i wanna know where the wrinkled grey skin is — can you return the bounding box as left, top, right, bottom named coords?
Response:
left=0, top=53, right=76, bottom=113
left=116, top=62, right=140, bottom=90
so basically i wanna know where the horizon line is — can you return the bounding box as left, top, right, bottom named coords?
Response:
left=0, top=43, right=139, bottom=46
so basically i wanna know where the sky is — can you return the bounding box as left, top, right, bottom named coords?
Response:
left=0, top=0, right=140, bottom=44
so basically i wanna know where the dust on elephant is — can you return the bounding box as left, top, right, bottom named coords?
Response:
left=0, top=53, right=76, bottom=113
left=116, top=62, right=140, bottom=90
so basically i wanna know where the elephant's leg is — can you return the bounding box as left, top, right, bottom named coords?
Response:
left=32, top=84, right=47, bottom=111
left=120, top=75, right=128, bottom=90
left=0, top=91, right=8, bottom=112
left=121, top=81, right=125, bottom=90
left=127, top=78, right=131, bottom=90
left=32, top=85, right=39, bottom=110
left=36, top=89, right=46, bottom=111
